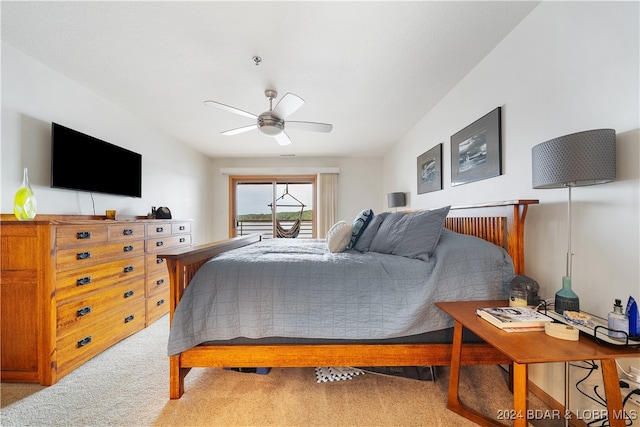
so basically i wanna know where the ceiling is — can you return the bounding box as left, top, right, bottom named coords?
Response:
left=2, top=1, right=539, bottom=158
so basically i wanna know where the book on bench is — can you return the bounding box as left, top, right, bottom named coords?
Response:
left=476, top=306, right=553, bottom=331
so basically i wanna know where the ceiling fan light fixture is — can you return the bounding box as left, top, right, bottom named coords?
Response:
left=257, top=114, right=284, bottom=136
left=205, top=89, right=332, bottom=144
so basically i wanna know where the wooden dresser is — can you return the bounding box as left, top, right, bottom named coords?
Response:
left=0, top=215, right=192, bottom=385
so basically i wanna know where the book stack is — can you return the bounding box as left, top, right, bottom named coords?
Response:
left=476, top=306, right=553, bottom=332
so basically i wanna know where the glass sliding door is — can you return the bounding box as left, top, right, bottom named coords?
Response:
left=231, top=176, right=316, bottom=239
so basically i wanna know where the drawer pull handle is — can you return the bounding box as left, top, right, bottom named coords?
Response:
left=77, top=276, right=92, bottom=286
left=124, top=314, right=135, bottom=323
left=123, top=265, right=134, bottom=273
left=76, top=231, right=92, bottom=239
left=179, top=237, right=185, bottom=243
left=156, top=227, right=164, bottom=233
left=123, top=229, right=134, bottom=236
left=124, top=290, right=135, bottom=298
left=156, top=241, right=164, bottom=247
left=179, top=225, right=185, bottom=231
left=77, top=336, right=92, bottom=348
left=77, top=306, right=92, bottom=317
left=123, top=245, right=134, bottom=252
left=157, top=299, right=165, bottom=306
left=156, top=258, right=165, bottom=264
left=156, top=278, right=165, bottom=286
left=77, top=251, right=92, bottom=260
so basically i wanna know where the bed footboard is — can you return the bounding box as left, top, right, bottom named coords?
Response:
left=157, top=234, right=262, bottom=321
left=157, top=234, right=262, bottom=399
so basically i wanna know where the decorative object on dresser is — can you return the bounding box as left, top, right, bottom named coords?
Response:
left=13, top=167, right=37, bottom=220
left=0, top=214, right=191, bottom=385
left=387, top=192, right=406, bottom=212
left=417, top=143, right=443, bottom=194
left=450, top=107, right=502, bottom=186
left=532, top=128, right=616, bottom=314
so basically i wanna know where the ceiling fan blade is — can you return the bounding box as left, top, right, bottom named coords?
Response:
left=272, top=93, right=304, bottom=119
left=274, top=131, right=292, bottom=146
left=221, top=124, right=257, bottom=136
left=286, top=121, right=333, bottom=133
left=204, top=100, right=258, bottom=119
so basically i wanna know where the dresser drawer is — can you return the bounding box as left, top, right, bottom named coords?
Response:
left=56, top=224, right=108, bottom=248
left=108, top=223, right=145, bottom=241
left=57, top=279, right=145, bottom=338
left=56, top=303, right=145, bottom=378
left=146, top=253, right=168, bottom=276
left=56, top=256, right=145, bottom=301
left=171, top=221, right=191, bottom=234
left=56, top=240, right=145, bottom=271
left=146, top=286, right=169, bottom=324
left=146, top=234, right=191, bottom=253
left=146, top=222, right=172, bottom=237
left=146, top=270, right=169, bottom=295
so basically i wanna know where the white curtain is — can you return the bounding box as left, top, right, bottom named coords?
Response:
left=317, top=173, right=338, bottom=238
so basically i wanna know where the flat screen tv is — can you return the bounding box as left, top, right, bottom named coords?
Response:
left=51, top=123, right=142, bottom=198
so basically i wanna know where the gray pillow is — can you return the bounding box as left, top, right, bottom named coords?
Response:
left=369, top=205, right=451, bottom=260
left=353, top=212, right=390, bottom=252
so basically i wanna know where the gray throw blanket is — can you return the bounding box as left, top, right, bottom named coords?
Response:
left=168, top=229, right=513, bottom=355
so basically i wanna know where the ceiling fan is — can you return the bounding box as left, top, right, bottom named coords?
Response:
left=204, top=90, right=333, bottom=146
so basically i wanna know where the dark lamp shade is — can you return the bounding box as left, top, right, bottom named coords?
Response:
left=532, top=129, right=616, bottom=189
left=388, top=192, right=406, bottom=208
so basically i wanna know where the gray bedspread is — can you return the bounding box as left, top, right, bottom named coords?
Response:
left=167, top=229, right=513, bottom=355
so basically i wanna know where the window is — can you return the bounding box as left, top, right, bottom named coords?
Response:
left=230, top=176, right=316, bottom=239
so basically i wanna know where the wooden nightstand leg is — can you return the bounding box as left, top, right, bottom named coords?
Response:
left=512, top=362, right=528, bottom=427
left=447, top=320, right=464, bottom=410
left=447, top=320, right=505, bottom=427
left=601, top=359, right=626, bottom=427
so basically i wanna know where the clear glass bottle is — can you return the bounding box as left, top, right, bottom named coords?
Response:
left=13, top=167, right=37, bottom=220
left=608, top=299, right=629, bottom=339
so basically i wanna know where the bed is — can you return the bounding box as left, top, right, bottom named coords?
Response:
left=159, top=199, right=538, bottom=399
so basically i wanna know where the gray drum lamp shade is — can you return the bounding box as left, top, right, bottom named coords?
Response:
left=388, top=192, right=406, bottom=208
left=532, top=129, right=616, bottom=188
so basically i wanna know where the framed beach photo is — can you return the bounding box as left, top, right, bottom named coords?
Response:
left=450, top=107, right=502, bottom=186
left=417, top=143, right=442, bottom=194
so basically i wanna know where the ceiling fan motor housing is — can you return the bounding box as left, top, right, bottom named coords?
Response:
left=257, top=112, right=284, bottom=136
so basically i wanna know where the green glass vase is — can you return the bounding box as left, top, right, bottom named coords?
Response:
left=13, top=167, right=37, bottom=220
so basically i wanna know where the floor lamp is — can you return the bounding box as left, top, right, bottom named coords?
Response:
left=532, top=128, right=616, bottom=315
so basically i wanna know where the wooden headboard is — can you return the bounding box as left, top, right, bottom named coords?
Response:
left=445, top=199, right=538, bottom=275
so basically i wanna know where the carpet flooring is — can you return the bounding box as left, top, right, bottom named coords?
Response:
left=1, top=315, right=557, bottom=426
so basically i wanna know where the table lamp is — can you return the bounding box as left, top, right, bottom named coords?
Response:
left=532, top=129, right=616, bottom=314
left=388, top=192, right=406, bottom=212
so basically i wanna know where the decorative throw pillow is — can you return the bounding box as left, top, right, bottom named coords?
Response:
left=369, top=205, right=451, bottom=260
left=353, top=212, right=390, bottom=252
left=348, top=209, right=374, bottom=249
left=326, top=221, right=353, bottom=253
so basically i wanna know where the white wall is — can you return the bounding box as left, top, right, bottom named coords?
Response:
left=1, top=42, right=213, bottom=243
left=1, top=42, right=385, bottom=245
left=208, top=156, right=383, bottom=241
left=383, top=1, right=639, bottom=407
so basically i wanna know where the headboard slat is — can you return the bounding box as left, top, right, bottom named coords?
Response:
left=446, top=200, right=538, bottom=275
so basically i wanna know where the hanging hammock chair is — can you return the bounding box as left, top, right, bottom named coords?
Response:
left=275, top=207, right=304, bottom=238
left=269, top=184, right=306, bottom=239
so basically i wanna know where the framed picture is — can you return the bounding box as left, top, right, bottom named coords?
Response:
left=417, top=143, right=442, bottom=194
left=450, top=107, right=502, bottom=186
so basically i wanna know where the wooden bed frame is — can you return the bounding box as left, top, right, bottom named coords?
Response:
left=158, top=199, right=538, bottom=398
